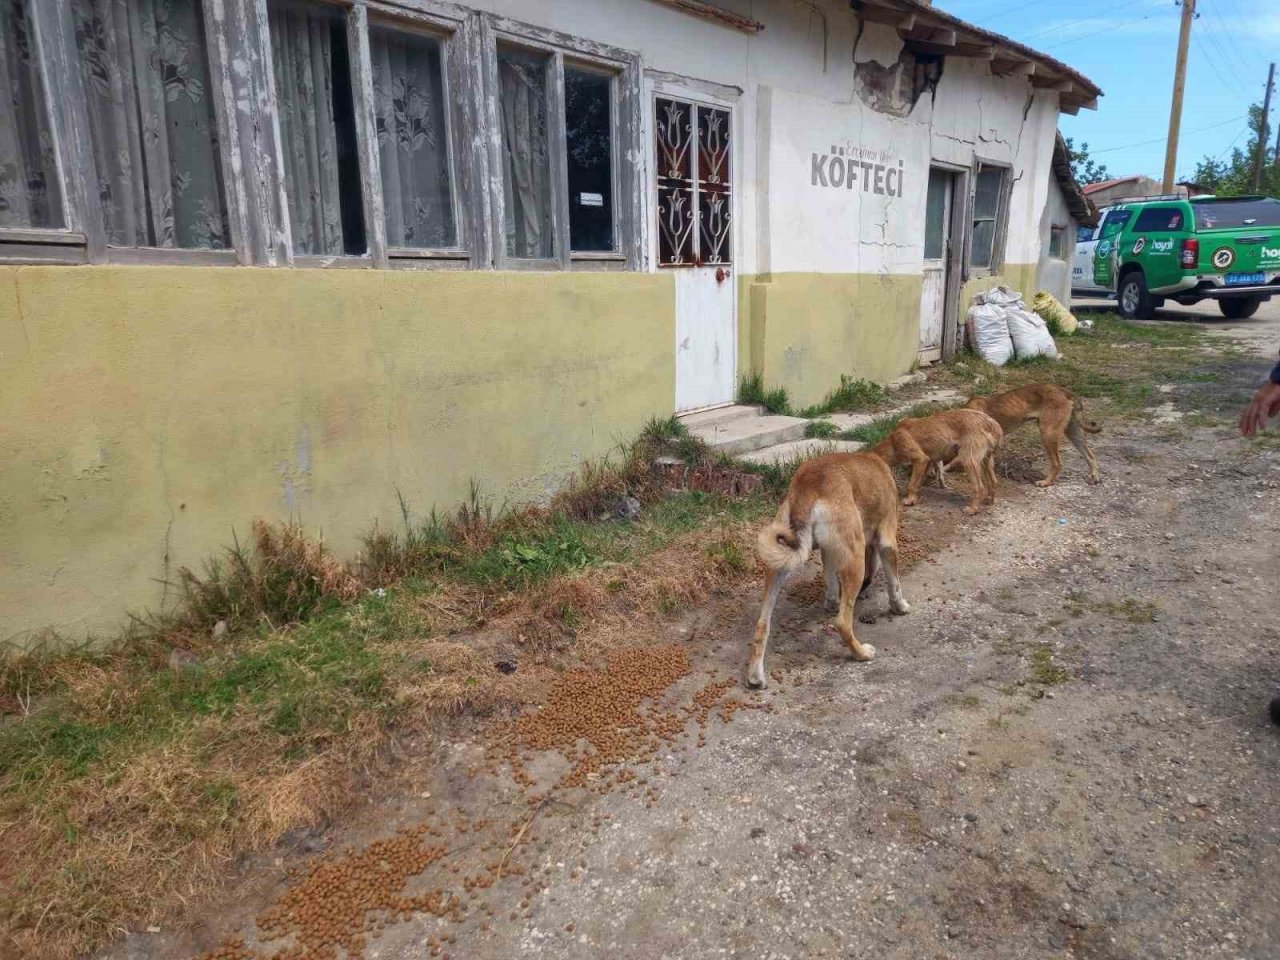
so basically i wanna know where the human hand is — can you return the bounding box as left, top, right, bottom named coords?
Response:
left=1239, top=380, right=1280, bottom=437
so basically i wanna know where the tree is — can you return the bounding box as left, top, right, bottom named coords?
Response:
left=1063, top=137, right=1110, bottom=186
left=1189, top=102, right=1280, bottom=197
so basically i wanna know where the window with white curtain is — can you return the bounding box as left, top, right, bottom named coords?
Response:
left=369, top=19, right=456, bottom=251
left=497, top=45, right=553, bottom=260
left=70, top=0, right=230, bottom=249
left=0, top=0, right=64, bottom=230
left=267, top=0, right=366, bottom=256
left=0, top=5, right=640, bottom=268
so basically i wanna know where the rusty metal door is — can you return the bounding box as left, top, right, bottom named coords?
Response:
left=655, top=95, right=735, bottom=412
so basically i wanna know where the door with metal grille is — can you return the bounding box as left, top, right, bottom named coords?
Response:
left=655, top=95, right=735, bottom=412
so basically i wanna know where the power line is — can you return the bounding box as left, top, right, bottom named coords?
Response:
left=1195, top=6, right=1255, bottom=88
left=1087, top=115, right=1247, bottom=154
left=1203, top=0, right=1269, bottom=72
left=1014, top=0, right=1149, bottom=43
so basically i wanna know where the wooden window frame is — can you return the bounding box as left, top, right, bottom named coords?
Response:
left=1048, top=224, right=1067, bottom=261
left=967, top=158, right=1013, bottom=277
left=0, top=0, right=488, bottom=269
left=481, top=14, right=642, bottom=272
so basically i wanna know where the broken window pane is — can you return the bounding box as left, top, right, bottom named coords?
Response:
left=974, top=166, right=1002, bottom=220
left=71, top=0, right=229, bottom=248
left=970, top=165, right=1005, bottom=269
left=564, top=66, right=613, bottom=252
left=497, top=46, right=552, bottom=259
left=269, top=0, right=366, bottom=256
left=0, top=0, right=64, bottom=229
left=370, top=22, right=455, bottom=249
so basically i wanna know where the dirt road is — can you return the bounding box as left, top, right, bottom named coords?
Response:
left=106, top=313, right=1280, bottom=960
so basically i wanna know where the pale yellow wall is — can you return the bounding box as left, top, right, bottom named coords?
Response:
left=960, top=263, right=1040, bottom=311
left=738, top=273, right=923, bottom=409
left=1, top=266, right=674, bottom=647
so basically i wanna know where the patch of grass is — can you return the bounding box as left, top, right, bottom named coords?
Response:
left=1028, top=646, right=1068, bottom=686
left=463, top=521, right=594, bottom=588
left=1093, top=598, right=1159, bottom=624
left=738, top=371, right=792, bottom=415
left=805, top=419, right=839, bottom=439
left=798, top=375, right=886, bottom=417
left=946, top=693, right=982, bottom=709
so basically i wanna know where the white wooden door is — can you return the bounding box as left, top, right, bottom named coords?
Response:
left=655, top=96, right=736, bottom=412
left=919, top=167, right=953, bottom=363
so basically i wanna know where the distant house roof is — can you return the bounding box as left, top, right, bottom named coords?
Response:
left=1052, top=133, right=1097, bottom=226
left=1082, top=176, right=1145, bottom=196
left=848, top=0, right=1102, bottom=113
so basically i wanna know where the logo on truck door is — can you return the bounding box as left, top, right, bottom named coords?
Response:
left=1212, top=246, right=1235, bottom=270
left=1131, top=237, right=1146, bottom=255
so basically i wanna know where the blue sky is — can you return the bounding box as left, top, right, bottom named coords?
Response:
left=940, top=0, right=1280, bottom=183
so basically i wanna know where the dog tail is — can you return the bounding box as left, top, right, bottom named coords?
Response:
left=757, top=497, right=815, bottom=575
left=1073, top=397, right=1103, bottom=434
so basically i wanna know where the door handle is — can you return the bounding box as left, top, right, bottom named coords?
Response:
left=716, top=267, right=728, bottom=283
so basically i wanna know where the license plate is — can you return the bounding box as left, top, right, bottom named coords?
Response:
left=1224, top=272, right=1265, bottom=286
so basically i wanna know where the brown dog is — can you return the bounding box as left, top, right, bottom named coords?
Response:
left=869, top=409, right=1002, bottom=514
left=963, top=384, right=1101, bottom=487
left=746, top=452, right=909, bottom=689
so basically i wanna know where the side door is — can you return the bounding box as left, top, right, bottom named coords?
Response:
left=918, top=167, right=955, bottom=363
left=1072, top=207, right=1108, bottom=292
left=653, top=93, right=737, bottom=412
left=1092, top=207, right=1132, bottom=289
left=1125, top=204, right=1187, bottom=291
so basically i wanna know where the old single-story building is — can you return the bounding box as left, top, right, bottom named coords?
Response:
left=1, top=0, right=1099, bottom=645
left=1083, top=174, right=1188, bottom=208
left=1039, top=133, right=1097, bottom=307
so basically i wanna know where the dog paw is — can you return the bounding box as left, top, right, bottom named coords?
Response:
left=901, top=496, right=918, bottom=507
left=891, top=599, right=911, bottom=615
left=852, top=643, right=876, bottom=662
left=1088, top=476, right=1101, bottom=485
left=743, top=665, right=768, bottom=690
left=824, top=597, right=840, bottom=614
left=963, top=505, right=980, bottom=515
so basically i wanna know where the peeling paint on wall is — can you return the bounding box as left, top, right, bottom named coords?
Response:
left=853, top=50, right=943, bottom=118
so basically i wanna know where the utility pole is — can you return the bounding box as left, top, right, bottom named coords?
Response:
left=1253, top=62, right=1276, bottom=189
left=1162, top=0, right=1196, bottom=193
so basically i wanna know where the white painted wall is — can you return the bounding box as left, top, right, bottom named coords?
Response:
left=461, top=0, right=1067, bottom=280
left=1038, top=179, right=1078, bottom=306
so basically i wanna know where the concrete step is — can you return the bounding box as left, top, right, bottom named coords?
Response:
left=738, top=438, right=865, bottom=466
left=811, top=388, right=968, bottom=434
left=689, top=413, right=809, bottom=457
left=678, top=404, right=763, bottom=431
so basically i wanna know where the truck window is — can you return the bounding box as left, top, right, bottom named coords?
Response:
left=1192, top=198, right=1280, bottom=229
left=1076, top=225, right=1095, bottom=243
left=1099, top=209, right=1131, bottom=240
left=1133, top=207, right=1183, bottom=231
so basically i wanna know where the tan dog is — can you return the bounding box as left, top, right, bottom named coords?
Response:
left=963, top=383, right=1101, bottom=487
left=869, top=409, right=1002, bottom=514
left=745, top=452, right=909, bottom=689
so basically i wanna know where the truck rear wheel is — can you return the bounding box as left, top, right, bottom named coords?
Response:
left=1218, top=297, right=1262, bottom=320
left=1117, top=271, right=1155, bottom=320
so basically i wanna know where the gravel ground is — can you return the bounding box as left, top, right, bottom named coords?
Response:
left=106, top=312, right=1280, bottom=960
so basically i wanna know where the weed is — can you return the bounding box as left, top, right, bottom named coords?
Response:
left=798, top=376, right=886, bottom=417
left=805, top=419, right=839, bottom=439
left=1028, top=646, right=1068, bottom=686
left=465, top=522, right=594, bottom=588
left=738, top=371, right=792, bottom=415
left=1093, top=598, right=1159, bottom=624
left=947, top=693, right=982, bottom=709
left=705, top=534, right=749, bottom=573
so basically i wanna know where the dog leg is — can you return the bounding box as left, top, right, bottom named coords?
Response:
left=822, top=547, right=840, bottom=613
left=745, top=569, right=788, bottom=689
left=878, top=539, right=910, bottom=615
left=982, top=451, right=998, bottom=505
left=931, top=460, right=948, bottom=490
left=1037, top=424, right=1063, bottom=487
left=960, top=456, right=986, bottom=514
left=1067, top=418, right=1101, bottom=484
left=836, top=558, right=876, bottom=662
left=858, top=539, right=880, bottom=599
left=903, top=455, right=929, bottom=507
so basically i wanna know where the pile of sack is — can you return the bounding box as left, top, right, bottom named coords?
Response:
left=966, top=286, right=1067, bottom=366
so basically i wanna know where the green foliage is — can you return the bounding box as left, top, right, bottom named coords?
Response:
left=1063, top=136, right=1110, bottom=186
left=805, top=419, right=839, bottom=439
left=1189, top=102, right=1280, bottom=197
left=738, top=371, right=792, bottom=415
left=798, top=375, right=886, bottom=417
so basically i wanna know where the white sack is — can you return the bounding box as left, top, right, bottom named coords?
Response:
left=966, top=300, right=1015, bottom=366
left=1007, top=306, right=1059, bottom=360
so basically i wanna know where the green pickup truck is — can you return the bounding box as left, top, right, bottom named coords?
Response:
left=1092, top=195, right=1280, bottom=319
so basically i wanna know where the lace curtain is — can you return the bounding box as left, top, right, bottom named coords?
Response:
left=0, top=0, right=64, bottom=229
left=71, top=0, right=229, bottom=248
left=498, top=48, right=552, bottom=259
left=370, top=23, right=454, bottom=249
